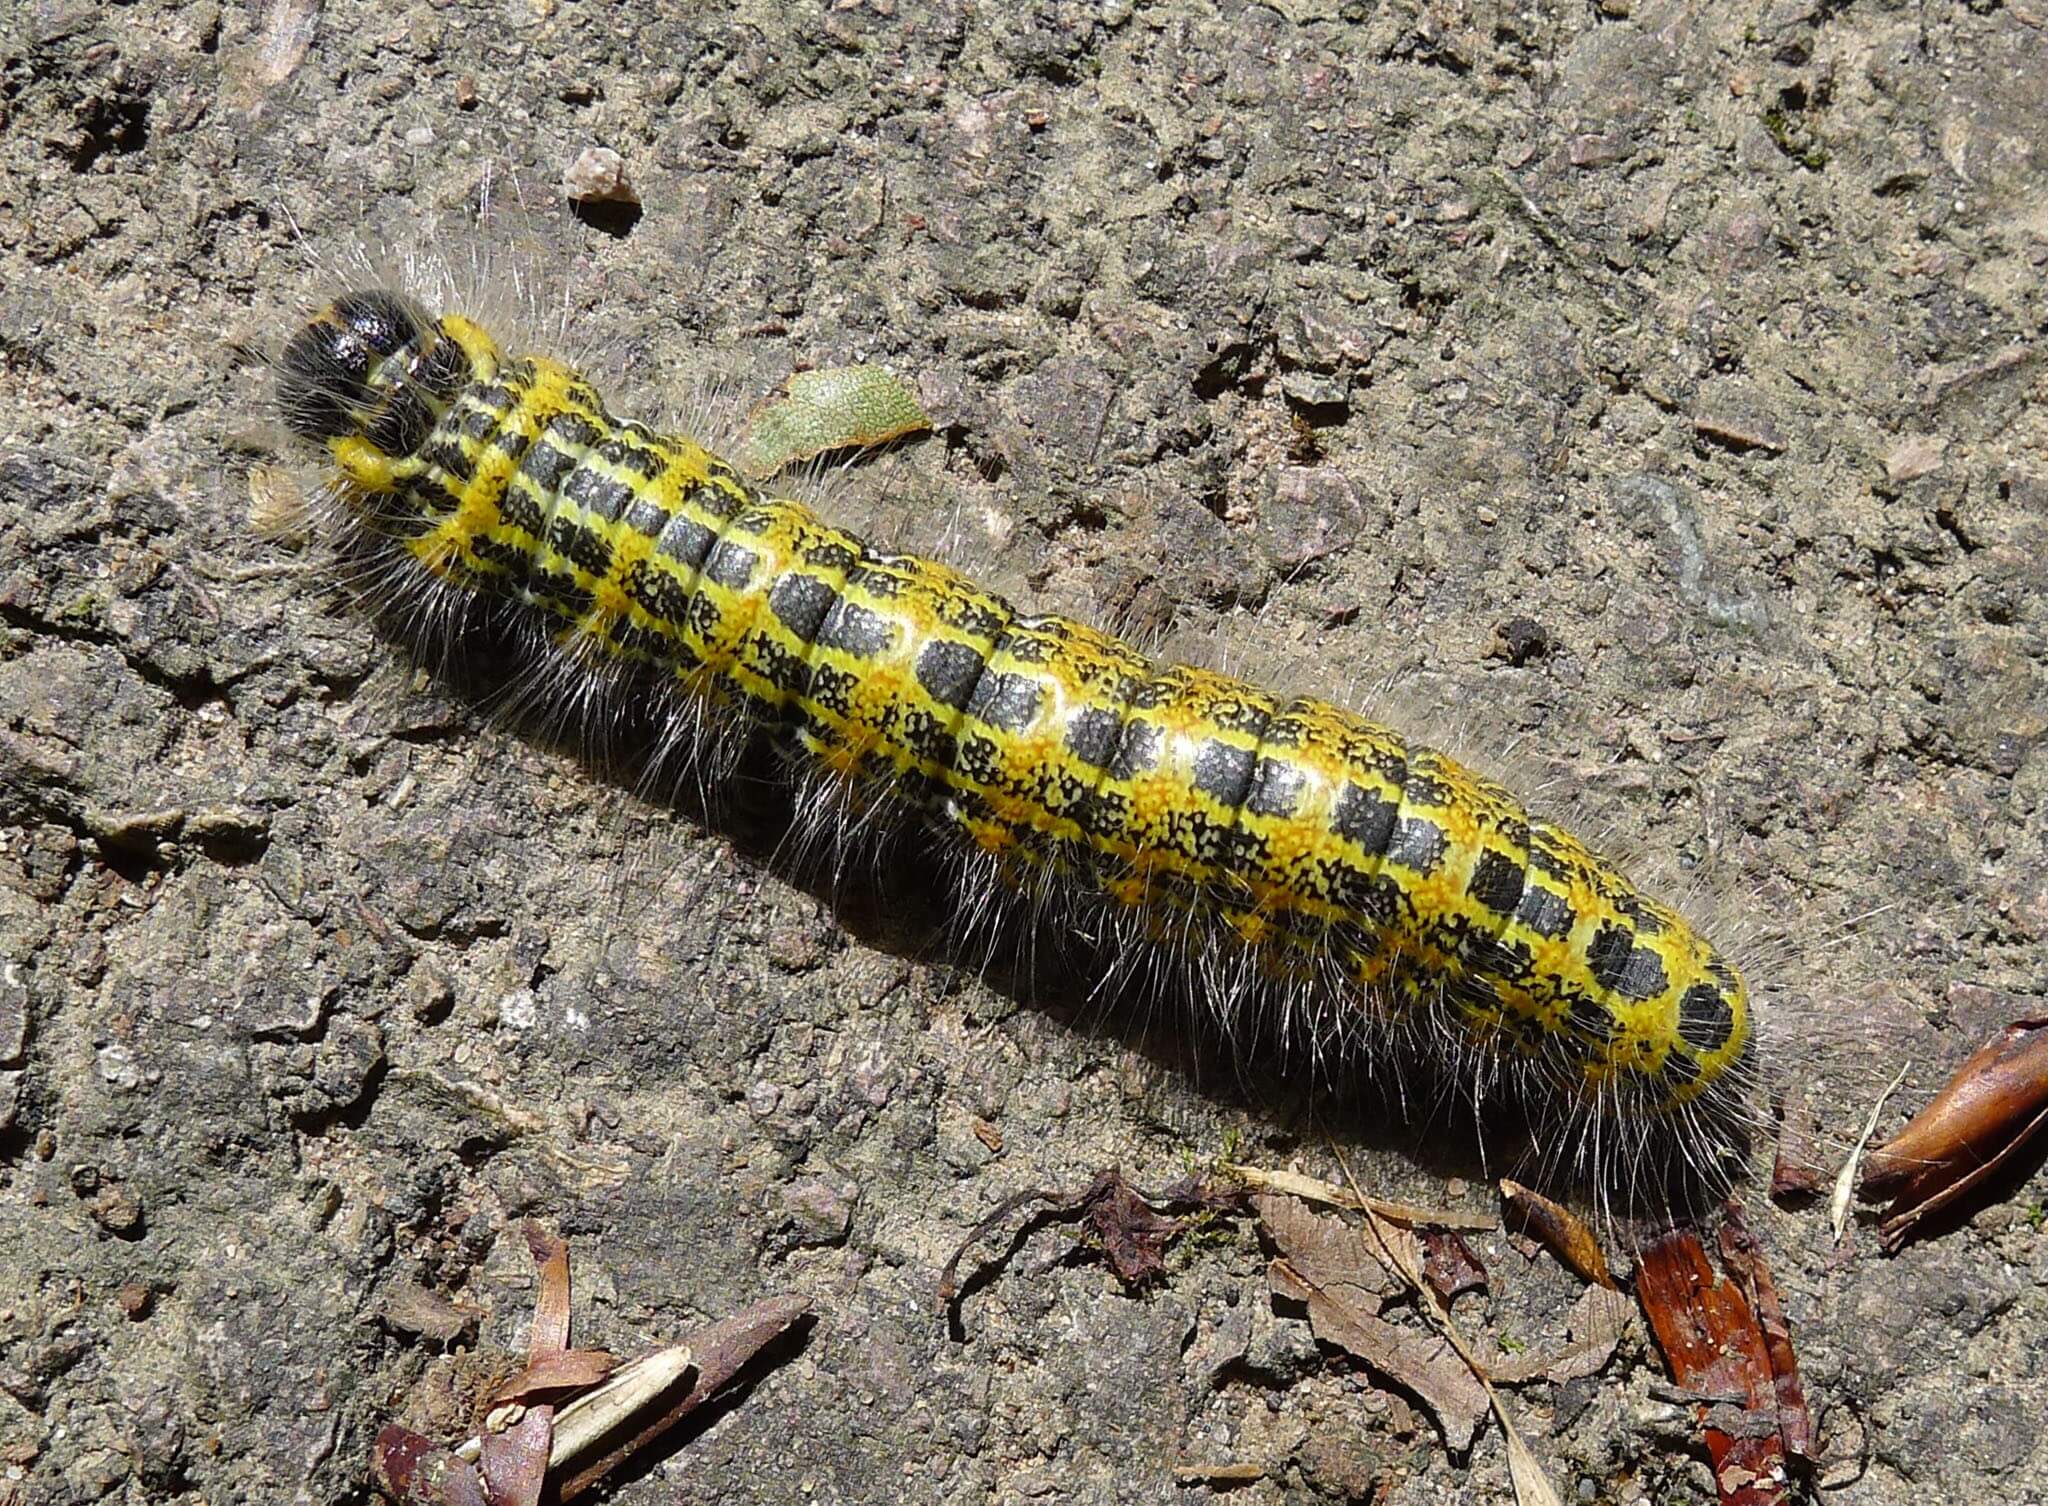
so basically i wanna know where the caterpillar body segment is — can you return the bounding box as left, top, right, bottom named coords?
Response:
left=277, top=288, right=1757, bottom=1196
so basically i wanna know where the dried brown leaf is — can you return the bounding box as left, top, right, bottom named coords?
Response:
left=491, top=1349, right=619, bottom=1404
left=1637, top=1224, right=1795, bottom=1506
left=1859, top=1017, right=2048, bottom=1249
left=463, top=1227, right=573, bottom=1506
left=552, top=1294, right=811, bottom=1502
left=373, top=1233, right=806, bottom=1506
left=1487, top=1285, right=1632, bottom=1386
left=380, top=1280, right=476, bottom=1344
left=1718, top=1209, right=1815, bottom=1462
left=1269, top=1257, right=1489, bottom=1452
left=525, top=1223, right=572, bottom=1356
left=1420, top=1229, right=1489, bottom=1302
left=476, top=1408, right=551, bottom=1506
left=1322, top=1152, right=1563, bottom=1506
left=1693, top=411, right=1785, bottom=453
left=1252, top=1193, right=1401, bottom=1301
left=371, top=1424, right=490, bottom=1506
left=1087, top=1173, right=1183, bottom=1286
left=939, top=1168, right=1243, bottom=1307
left=1499, top=1179, right=1616, bottom=1289
left=1223, top=1163, right=1495, bottom=1230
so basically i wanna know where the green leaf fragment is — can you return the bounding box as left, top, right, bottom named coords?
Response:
left=735, top=364, right=933, bottom=478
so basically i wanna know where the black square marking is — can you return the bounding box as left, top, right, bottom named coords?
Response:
left=916, top=639, right=986, bottom=711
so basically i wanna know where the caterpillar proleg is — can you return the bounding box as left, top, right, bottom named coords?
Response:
left=272, top=281, right=1759, bottom=1208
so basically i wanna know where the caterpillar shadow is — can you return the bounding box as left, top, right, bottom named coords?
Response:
left=387, top=611, right=1739, bottom=1227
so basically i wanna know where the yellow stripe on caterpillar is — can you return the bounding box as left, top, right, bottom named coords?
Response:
left=273, top=285, right=1757, bottom=1199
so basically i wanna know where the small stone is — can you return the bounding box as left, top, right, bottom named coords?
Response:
left=1884, top=434, right=1946, bottom=484
left=404, top=965, right=454, bottom=1024
left=95, top=1042, right=142, bottom=1091
left=89, top=1184, right=144, bottom=1237
left=562, top=146, right=636, bottom=204
left=1487, top=617, right=1551, bottom=666
left=1291, top=305, right=1384, bottom=371
left=1568, top=133, right=1626, bottom=168
left=86, top=807, right=184, bottom=861
left=378, top=1279, right=473, bottom=1343
left=782, top=1179, right=855, bottom=1247
left=116, top=1283, right=152, bottom=1319
left=1692, top=410, right=1784, bottom=454
left=187, top=806, right=270, bottom=858
left=0, top=964, right=27, bottom=1064
left=1261, top=467, right=1366, bottom=572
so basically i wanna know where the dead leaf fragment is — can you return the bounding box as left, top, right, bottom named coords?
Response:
left=1253, top=1192, right=1402, bottom=1301
left=1859, top=1017, right=2048, bottom=1249
left=1487, top=1285, right=1632, bottom=1386
left=1268, top=1257, right=1490, bottom=1452
left=372, top=1424, right=490, bottom=1506
left=1174, top=1460, right=1264, bottom=1483
left=1420, top=1229, right=1488, bottom=1302
left=1323, top=1152, right=1564, bottom=1506
left=371, top=1227, right=808, bottom=1506
left=526, top=1224, right=572, bottom=1354
left=1500, top=1179, right=1616, bottom=1289
left=1637, top=1221, right=1801, bottom=1506
left=468, top=1226, right=571, bottom=1506
left=379, top=1280, right=475, bottom=1345
left=476, top=1409, right=550, bottom=1506
left=491, top=1349, right=619, bottom=1403
left=1717, top=1209, right=1815, bottom=1462
left=1693, top=412, right=1785, bottom=453
left=1089, top=1175, right=1185, bottom=1286
left=551, top=1296, right=810, bottom=1502
left=1222, top=1162, right=1495, bottom=1231
left=939, top=1168, right=1244, bottom=1309
left=1256, top=1188, right=1487, bottom=1449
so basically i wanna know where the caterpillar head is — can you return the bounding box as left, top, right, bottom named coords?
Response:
left=276, top=289, right=483, bottom=469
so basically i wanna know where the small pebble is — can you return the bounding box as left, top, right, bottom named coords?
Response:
left=562, top=146, right=636, bottom=204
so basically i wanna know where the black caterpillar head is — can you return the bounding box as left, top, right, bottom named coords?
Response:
left=276, top=289, right=470, bottom=459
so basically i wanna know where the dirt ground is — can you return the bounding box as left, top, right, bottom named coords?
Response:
left=3, top=0, right=2046, bottom=1502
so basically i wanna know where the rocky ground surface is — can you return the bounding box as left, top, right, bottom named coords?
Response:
left=3, top=0, right=2046, bottom=1502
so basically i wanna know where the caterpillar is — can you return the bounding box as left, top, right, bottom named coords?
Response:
left=271, top=283, right=1759, bottom=1208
